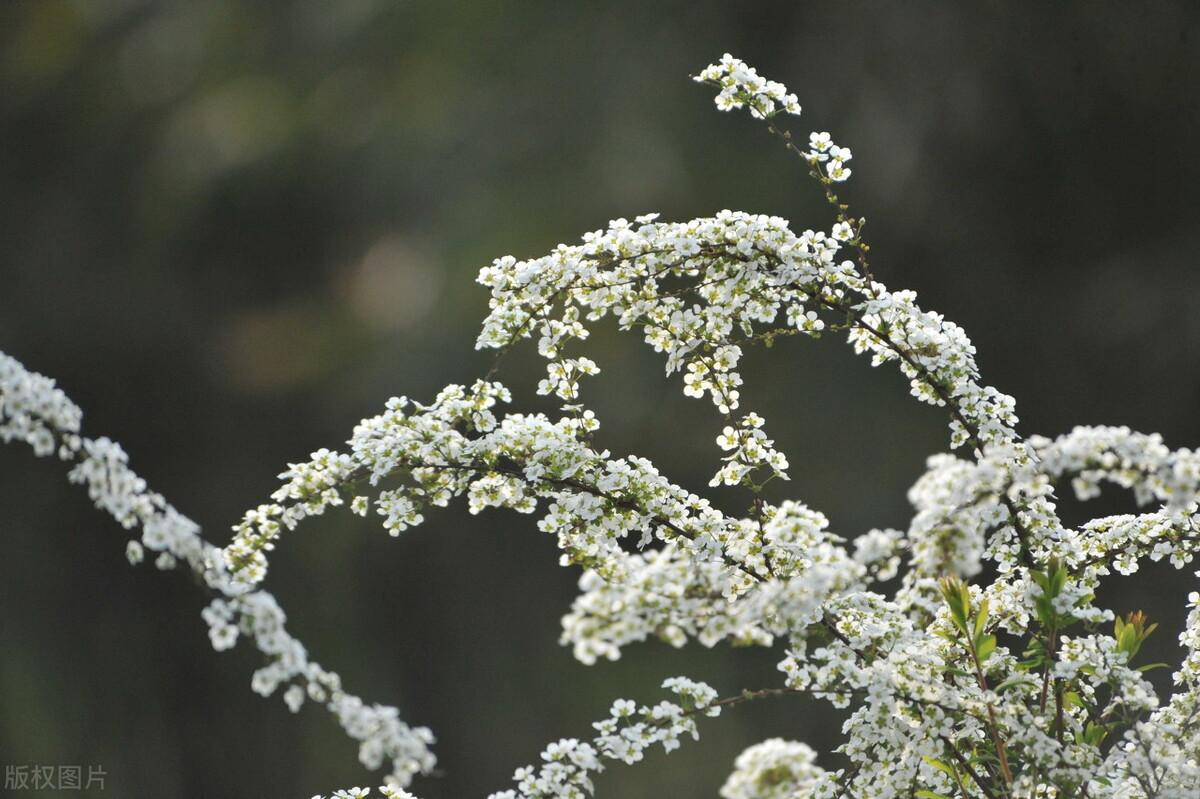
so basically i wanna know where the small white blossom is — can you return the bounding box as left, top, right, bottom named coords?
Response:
left=125, top=539, right=144, bottom=565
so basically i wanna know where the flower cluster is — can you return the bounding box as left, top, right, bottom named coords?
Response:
left=311, top=787, right=417, bottom=799
left=695, top=53, right=801, bottom=119
left=4, top=54, right=1200, bottom=799
left=718, top=738, right=824, bottom=799
left=0, top=353, right=436, bottom=788
left=487, top=677, right=720, bottom=799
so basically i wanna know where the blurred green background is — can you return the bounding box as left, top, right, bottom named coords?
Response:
left=2, top=1, right=1200, bottom=796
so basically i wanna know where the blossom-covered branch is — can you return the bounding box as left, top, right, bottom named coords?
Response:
left=4, top=53, right=1200, bottom=799
left=0, top=352, right=436, bottom=788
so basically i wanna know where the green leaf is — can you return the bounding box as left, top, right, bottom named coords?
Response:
left=1063, top=691, right=1085, bottom=709
left=915, top=791, right=953, bottom=799
left=973, top=599, right=990, bottom=638
left=1084, top=721, right=1108, bottom=747
left=938, top=576, right=971, bottom=636
left=922, top=756, right=957, bottom=778
left=1049, top=559, right=1067, bottom=596
left=1035, top=595, right=1055, bottom=627
left=975, top=633, right=997, bottom=663
left=995, top=676, right=1034, bottom=693
left=1115, top=611, right=1158, bottom=660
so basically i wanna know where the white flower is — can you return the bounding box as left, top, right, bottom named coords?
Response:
left=125, top=539, right=144, bottom=565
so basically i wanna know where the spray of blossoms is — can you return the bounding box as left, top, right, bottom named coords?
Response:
left=4, top=54, right=1200, bottom=799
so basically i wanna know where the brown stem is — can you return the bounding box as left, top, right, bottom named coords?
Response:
left=966, top=644, right=1014, bottom=790
left=947, top=743, right=999, bottom=799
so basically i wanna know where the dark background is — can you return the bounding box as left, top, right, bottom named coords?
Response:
left=2, top=1, right=1200, bottom=796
